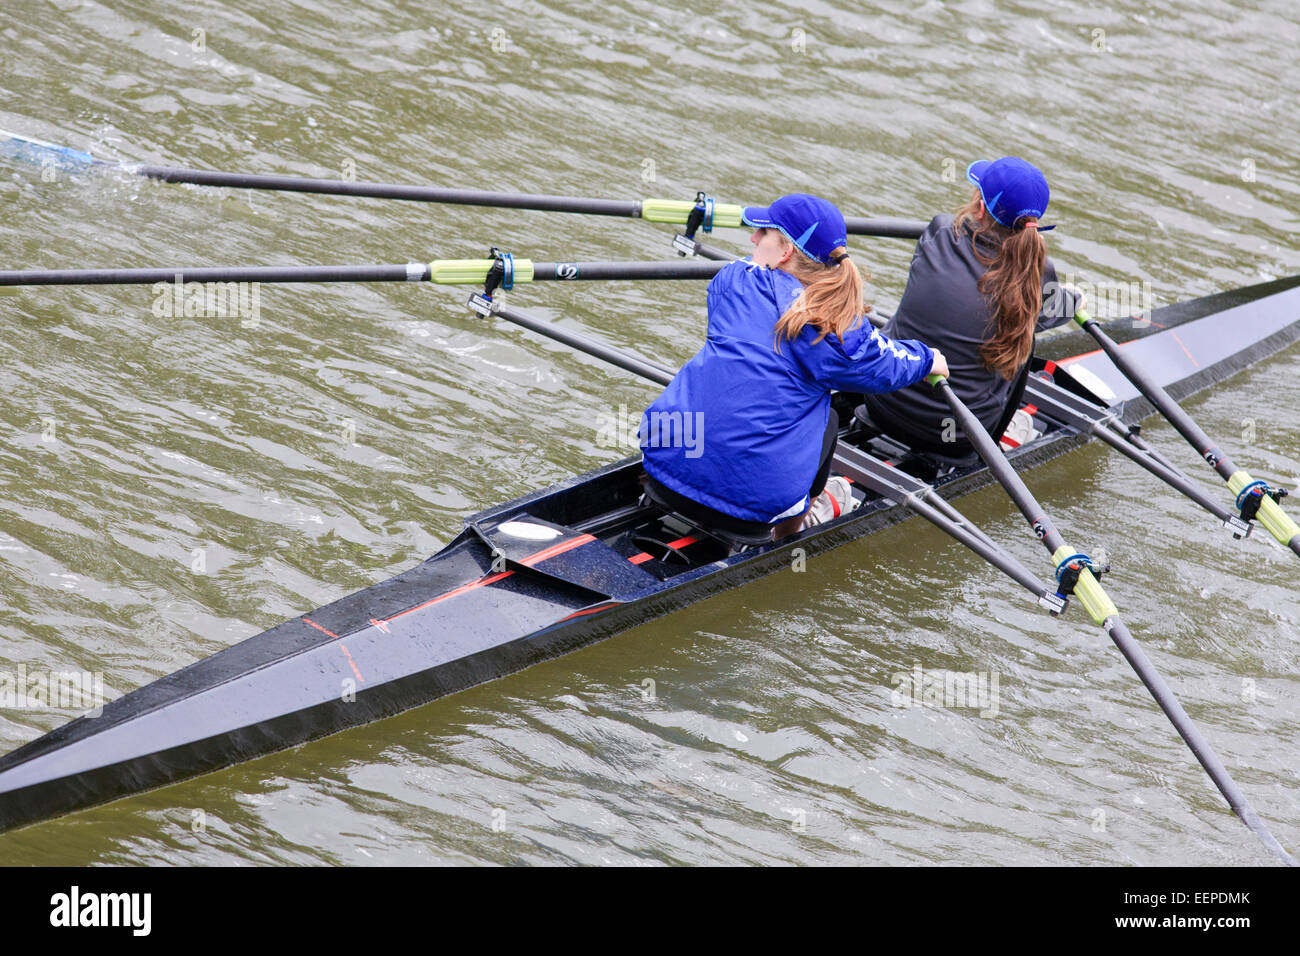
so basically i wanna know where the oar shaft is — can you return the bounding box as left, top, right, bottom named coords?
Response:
left=530, top=260, right=723, bottom=281
left=2, top=129, right=929, bottom=237
left=134, top=165, right=646, bottom=216
left=844, top=216, right=926, bottom=239
left=1107, top=617, right=1296, bottom=865
left=933, top=378, right=1066, bottom=555
left=139, top=165, right=928, bottom=236
left=1076, top=315, right=1231, bottom=478
left=934, top=377, right=1117, bottom=621
left=0, top=264, right=423, bottom=286
left=490, top=302, right=673, bottom=385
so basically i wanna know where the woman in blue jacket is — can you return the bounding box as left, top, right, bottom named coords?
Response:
left=641, top=193, right=947, bottom=540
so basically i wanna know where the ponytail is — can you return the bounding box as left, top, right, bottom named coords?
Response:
left=954, top=190, right=1046, bottom=379
left=773, top=244, right=867, bottom=346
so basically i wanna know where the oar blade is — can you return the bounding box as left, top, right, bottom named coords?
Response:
left=0, top=129, right=95, bottom=168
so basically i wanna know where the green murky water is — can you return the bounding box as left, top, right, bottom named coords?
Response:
left=0, top=0, right=1297, bottom=864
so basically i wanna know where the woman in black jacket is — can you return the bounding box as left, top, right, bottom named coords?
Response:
left=864, top=156, right=1084, bottom=467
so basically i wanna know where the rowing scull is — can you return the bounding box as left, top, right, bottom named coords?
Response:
left=0, top=274, right=1297, bottom=840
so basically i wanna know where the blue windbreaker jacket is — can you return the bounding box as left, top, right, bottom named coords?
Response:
left=641, top=260, right=935, bottom=523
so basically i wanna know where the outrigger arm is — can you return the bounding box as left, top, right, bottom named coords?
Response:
left=1074, top=309, right=1300, bottom=557
left=1024, top=376, right=1253, bottom=537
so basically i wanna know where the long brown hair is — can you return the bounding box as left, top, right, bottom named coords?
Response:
left=772, top=237, right=867, bottom=346
left=954, top=189, right=1046, bottom=379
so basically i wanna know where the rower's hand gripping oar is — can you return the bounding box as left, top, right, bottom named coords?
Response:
left=1073, top=309, right=1300, bottom=557
left=926, top=372, right=1295, bottom=865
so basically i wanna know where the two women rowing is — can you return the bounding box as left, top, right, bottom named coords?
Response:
left=641, top=156, right=1082, bottom=541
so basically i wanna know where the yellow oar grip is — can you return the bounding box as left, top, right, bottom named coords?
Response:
left=640, top=199, right=744, bottom=228
left=1052, top=545, right=1118, bottom=625
left=925, top=373, right=944, bottom=387
left=427, top=259, right=535, bottom=285
left=1227, top=470, right=1300, bottom=546
left=1073, top=308, right=1093, bottom=328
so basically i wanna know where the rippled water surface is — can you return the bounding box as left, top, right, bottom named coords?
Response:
left=0, top=0, right=1297, bottom=865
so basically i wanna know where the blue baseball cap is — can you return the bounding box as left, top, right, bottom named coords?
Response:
left=741, top=193, right=849, bottom=264
left=966, top=157, right=1055, bottom=231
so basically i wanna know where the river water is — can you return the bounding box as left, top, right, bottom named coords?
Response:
left=0, top=0, right=1297, bottom=865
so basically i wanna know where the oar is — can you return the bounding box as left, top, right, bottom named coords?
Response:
left=929, top=373, right=1295, bottom=865
left=1073, top=308, right=1300, bottom=556
left=0, top=128, right=927, bottom=240
left=0, top=258, right=725, bottom=288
